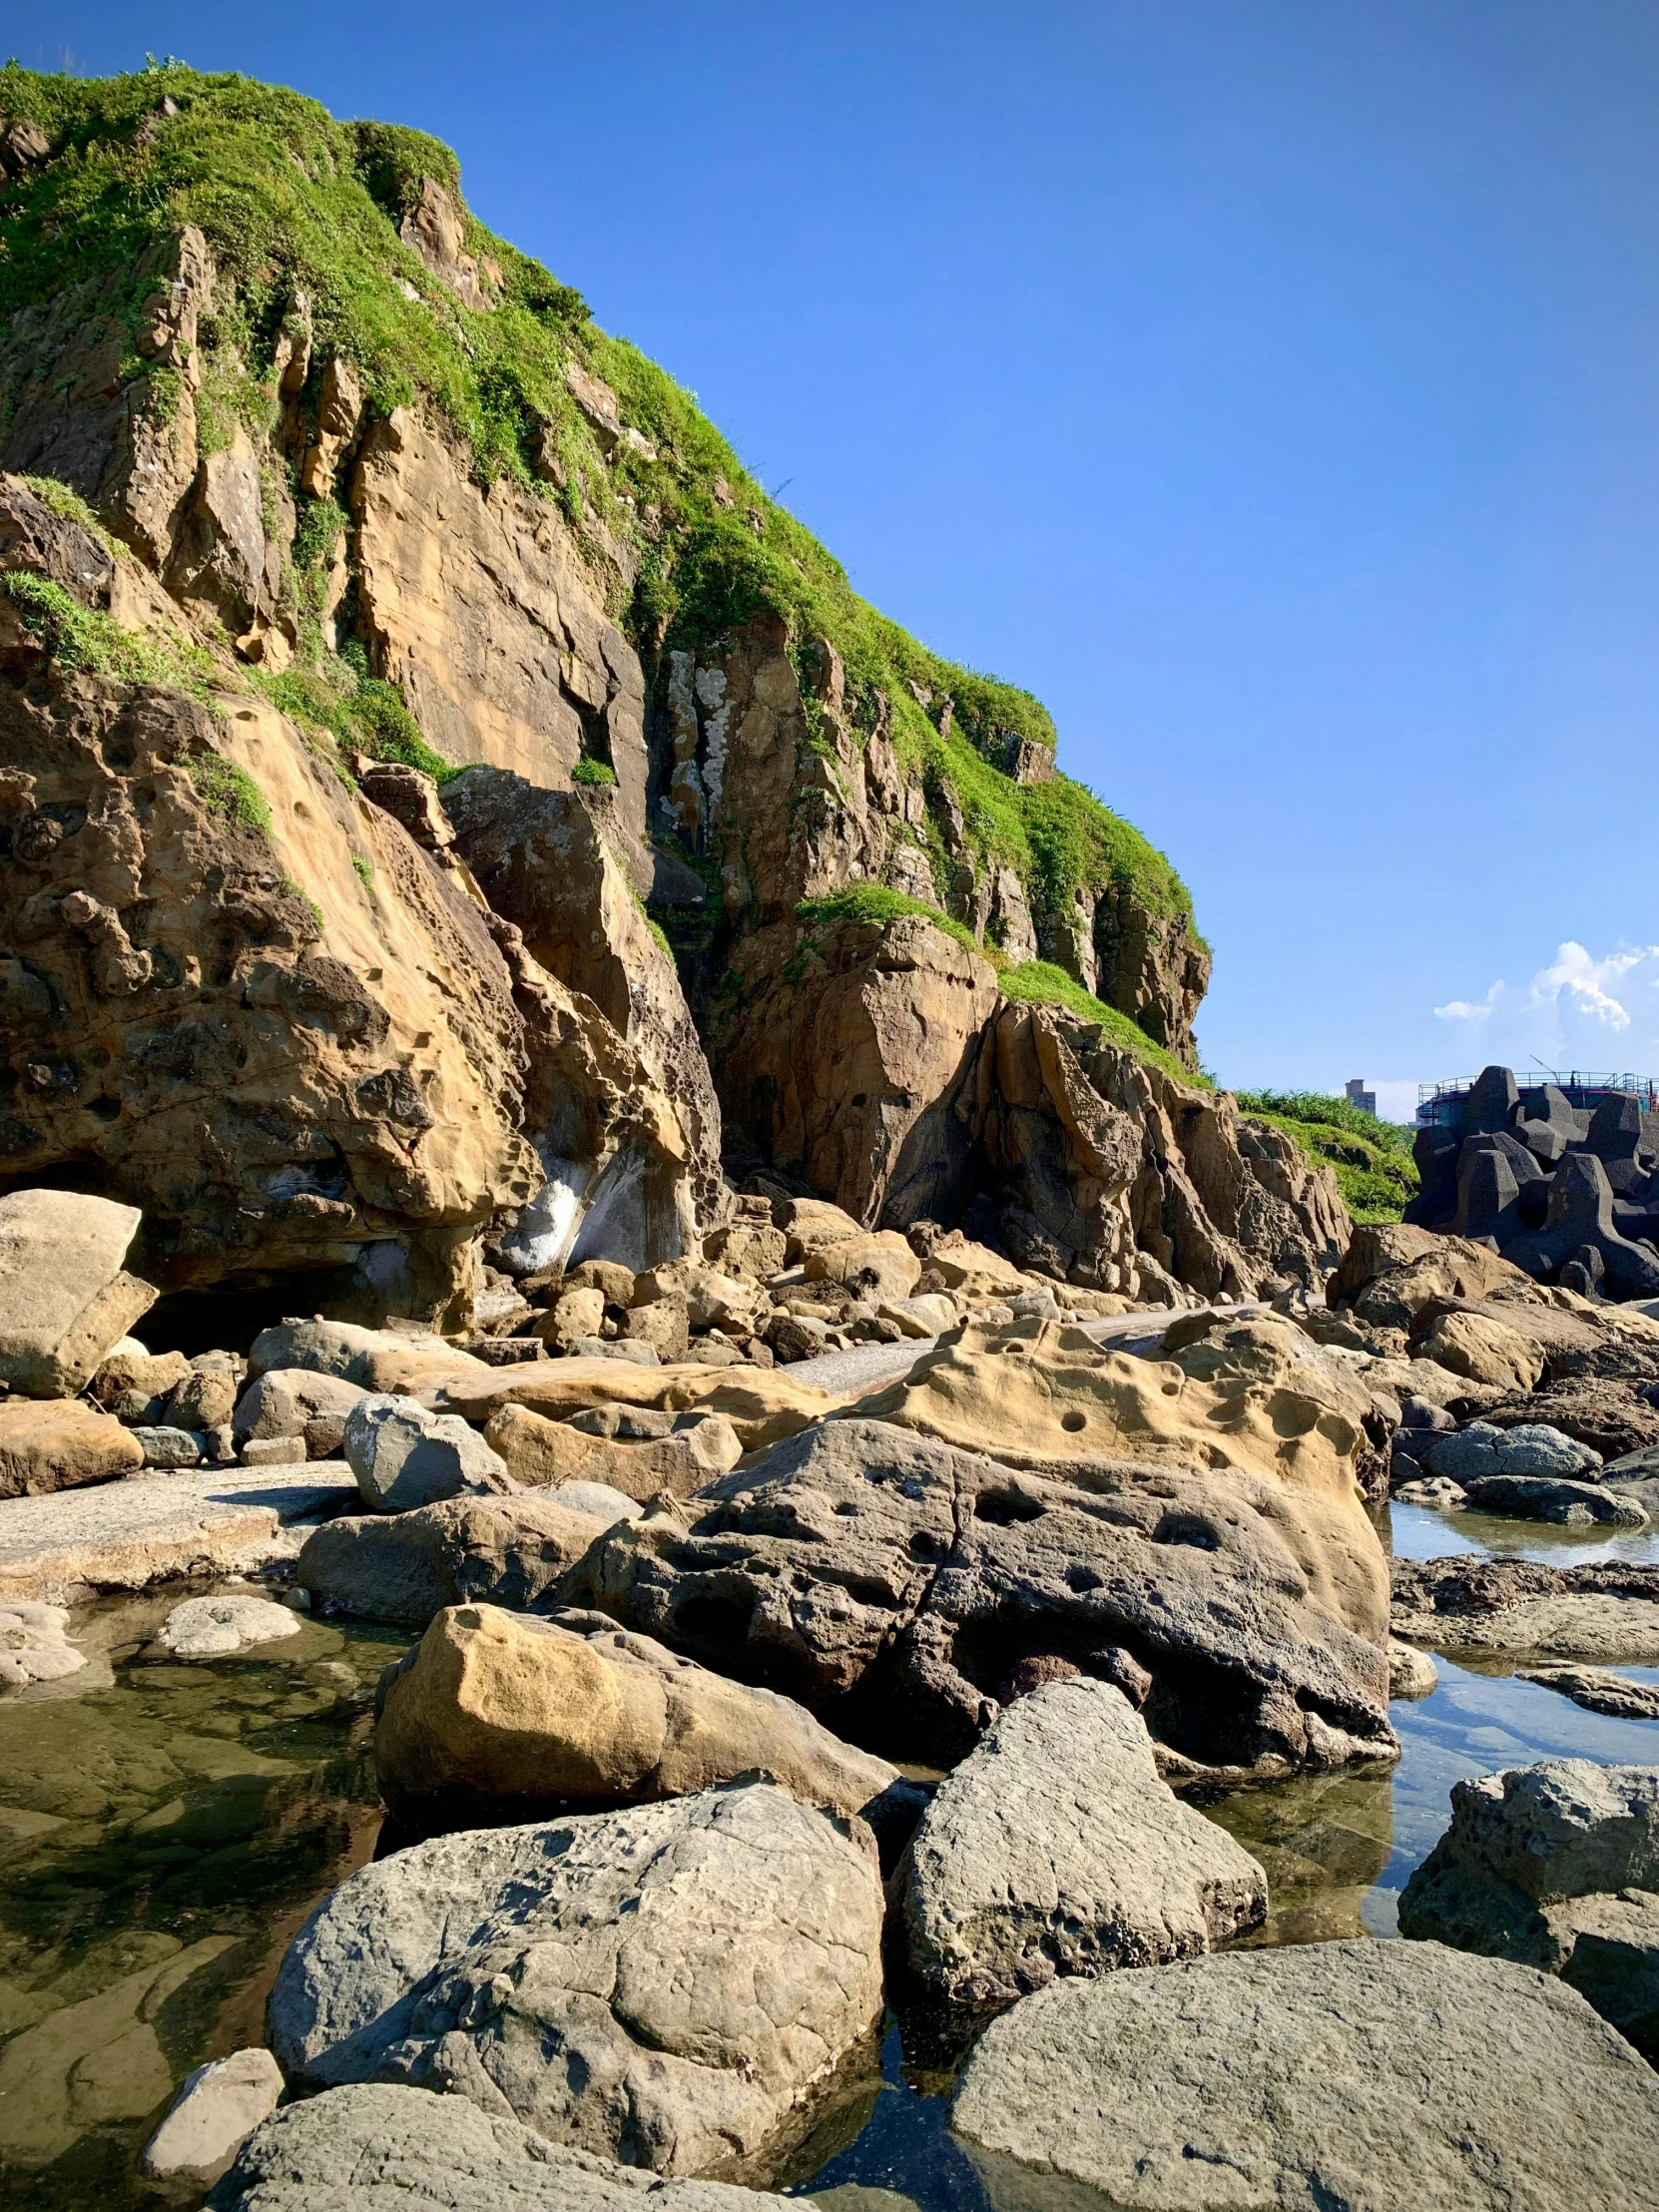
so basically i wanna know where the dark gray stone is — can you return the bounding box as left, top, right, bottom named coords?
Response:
left=1464, top=1063, right=1520, bottom=1136
left=1459, top=1475, right=1647, bottom=1528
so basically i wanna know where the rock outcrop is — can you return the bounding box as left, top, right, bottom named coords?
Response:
left=1391, top=1554, right=1659, bottom=1663
left=0, top=1190, right=156, bottom=1394
left=373, top=1602, right=903, bottom=1832
left=295, top=1490, right=610, bottom=1625
left=566, top=1411, right=1395, bottom=1773
left=900, top=1677, right=1266, bottom=2006
left=268, top=1782, right=884, bottom=2176
left=949, top=1939, right=1659, bottom=2212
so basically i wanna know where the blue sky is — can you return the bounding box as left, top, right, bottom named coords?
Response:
left=18, top=1, right=1659, bottom=1116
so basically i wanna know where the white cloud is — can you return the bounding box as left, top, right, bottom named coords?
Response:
left=1434, top=981, right=1503, bottom=1025
left=1520, top=941, right=1651, bottom=1031
left=1426, top=939, right=1659, bottom=1076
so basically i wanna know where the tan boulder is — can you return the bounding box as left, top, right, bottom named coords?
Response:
left=1163, top=1313, right=1401, bottom=1499
left=564, top=1260, right=636, bottom=1305
left=164, top=1367, right=239, bottom=1432
left=1331, top=1224, right=1540, bottom=1329
left=705, top=1220, right=788, bottom=1279
left=1416, top=1309, right=1546, bottom=1393
left=91, top=1348, right=193, bottom=1422
left=247, top=1320, right=492, bottom=1396
left=778, top=1197, right=866, bottom=1263
left=621, top=1298, right=690, bottom=1362
left=925, top=1239, right=1027, bottom=1296
left=850, top=1315, right=1387, bottom=1645
left=233, top=1369, right=371, bottom=1457
left=373, top=1602, right=901, bottom=1828
left=635, top=1265, right=760, bottom=1332
left=805, top=1232, right=922, bottom=1303
left=0, top=1191, right=158, bottom=1397
left=537, top=1287, right=605, bottom=1351
left=0, top=1397, right=144, bottom=1497
left=483, top=1401, right=741, bottom=1501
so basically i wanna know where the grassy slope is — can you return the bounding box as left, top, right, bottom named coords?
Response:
left=0, top=61, right=1197, bottom=933
left=1234, top=1089, right=1418, bottom=1223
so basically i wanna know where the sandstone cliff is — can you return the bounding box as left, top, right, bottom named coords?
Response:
left=0, top=64, right=1346, bottom=1316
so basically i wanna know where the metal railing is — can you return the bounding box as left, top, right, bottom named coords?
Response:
left=1416, top=1070, right=1659, bottom=1124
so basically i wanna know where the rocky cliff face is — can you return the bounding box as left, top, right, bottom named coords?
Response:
left=0, top=66, right=1345, bottom=1317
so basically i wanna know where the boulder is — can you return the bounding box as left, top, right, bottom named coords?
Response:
left=804, top=1232, right=922, bottom=1304
left=482, top=1402, right=742, bottom=1501
left=1329, top=1222, right=1537, bottom=1328
left=373, top=1603, right=903, bottom=1832
left=210, top=2082, right=810, bottom=2212
left=539, top=1285, right=605, bottom=1350
left=139, top=2046, right=282, bottom=2189
left=948, top=1938, right=1659, bottom=2212
left=0, top=1600, right=88, bottom=1686
left=1392, top=1474, right=1466, bottom=1509
left=434, top=1358, right=836, bottom=1452
left=565, top=1417, right=1395, bottom=1774
left=0, top=1396, right=144, bottom=1497
left=132, top=1423, right=204, bottom=1468
left=1399, top=1761, right=1659, bottom=2056
left=91, top=1347, right=193, bottom=1422
left=233, top=1369, right=372, bottom=1457
left=165, top=1365, right=240, bottom=1432
left=295, top=1491, right=608, bottom=1626
left=924, top=1239, right=1027, bottom=1296
left=900, top=1678, right=1266, bottom=2007
left=880, top=1294, right=956, bottom=1338
left=242, top=1436, right=305, bottom=1468
left=622, top=1297, right=691, bottom=1362
left=1459, top=1475, right=1647, bottom=1528
left=568, top=1337, right=661, bottom=1365
left=0, top=1190, right=157, bottom=1396
left=552, top=1480, right=642, bottom=1526
left=1423, top=1420, right=1602, bottom=1482
left=343, top=1394, right=514, bottom=1512
left=1416, top=1309, right=1546, bottom=1391
left=778, top=1198, right=865, bottom=1263
left=268, top=1783, right=884, bottom=2175
left=247, top=1321, right=492, bottom=1395
left=155, top=1593, right=304, bottom=1657
left=1387, top=1638, right=1437, bottom=1698
left=704, top=1219, right=787, bottom=1280
left=564, top=1261, right=637, bottom=1306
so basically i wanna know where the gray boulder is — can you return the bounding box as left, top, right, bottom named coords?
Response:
left=1424, top=1420, right=1602, bottom=1482
left=1521, top=1665, right=1659, bottom=1720
left=209, top=2083, right=808, bottom=2212
left=1460, top=1474, right=1647, bottom=1527
left=949, top=1939, right=1659, bottom=2212
left=234, top=1370, right=371, bottom=1458
left=1399, top=1760, right=1659, bottom=2057
left=156, top=1594, right=304, bottom=1657
left=344, top=1394, right=514, bottom=1513
left=296, top=1490, right=609, bottom=1626
left=267, top=1782, right=884, bottom=2175
left=901, top=1677, right=1266, bottom=2007
left=132, top=1423, right=205, bottom=1468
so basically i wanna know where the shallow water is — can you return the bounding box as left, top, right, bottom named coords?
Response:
left=1, top=1507, right=1656, bottom=2212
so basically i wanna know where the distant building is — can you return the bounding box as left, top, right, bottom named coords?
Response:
left=1345, top=1079, right=1377, bottom=1117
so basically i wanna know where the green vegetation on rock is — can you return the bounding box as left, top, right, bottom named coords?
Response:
left=793, top=892, right=1196, bottom=1083
left=2, top=569, right=216, bottom=698
left=0, top=60, right=1198, bottom=943
left=184, top=750, right=272, bottom=834
left=571, top=757, right=617, bottom=788
left=998, top=960, right=1200, bottom=1083
left=1234, top=1089, right=1419, bottom=1224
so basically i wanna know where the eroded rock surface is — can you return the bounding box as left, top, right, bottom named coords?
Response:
left=566, top=1414, right=1395, bottom=1773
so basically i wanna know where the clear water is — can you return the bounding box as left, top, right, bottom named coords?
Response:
left=2, top=1506, right=1657, bottom=2211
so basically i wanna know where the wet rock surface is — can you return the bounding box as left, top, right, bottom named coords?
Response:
left=1392, top=1554, right=1659, bottom=1662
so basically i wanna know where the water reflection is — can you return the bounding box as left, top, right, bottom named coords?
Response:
left=0, top=1592, right=405, bottom=2211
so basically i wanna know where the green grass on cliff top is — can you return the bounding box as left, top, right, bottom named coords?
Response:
left=0, top=61, right=1196, bottom=931
left=796, top=888, right=1198, bottom=1083
left=1234, top=1089, right=1418, bottom=1224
